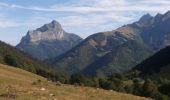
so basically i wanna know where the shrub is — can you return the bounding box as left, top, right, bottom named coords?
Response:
left=4, top=55, right=17, bottom=67
left=69, top=73, right=95, bottom=86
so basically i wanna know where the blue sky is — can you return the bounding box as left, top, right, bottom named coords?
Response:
left=1, top=0, right=170, bottom=45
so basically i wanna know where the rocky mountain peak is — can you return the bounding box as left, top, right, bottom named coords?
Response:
left=164, top=10, right=170, bottom=16
left=161, top=10, right=170, bottom=21
left=17, top=20, right=83, bottom=60
left=36, top=20, right=62, bottom=32
left=139, top=13, right=153, bottom=22
left=26, top=20, right=65, bottom=43
left=155, top=13, right=162, bottom=18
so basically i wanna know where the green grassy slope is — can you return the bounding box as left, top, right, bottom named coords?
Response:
left=0, top=64, right=151, bottom=100
left=0, top=41, right=53, bottom=76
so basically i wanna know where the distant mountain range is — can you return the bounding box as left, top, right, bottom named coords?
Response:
left=15, top=10, right=170, bottom=77
left=17, top=20, right=82, bottom=60
left=46, top=11, right=170, bottom=76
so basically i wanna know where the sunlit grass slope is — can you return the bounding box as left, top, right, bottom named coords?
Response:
left=0, top=64, right=151, bottom=100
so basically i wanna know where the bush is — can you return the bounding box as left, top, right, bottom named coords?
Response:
left=4, top=55, right=17, bottom=67
left=159, top=83, right=170, bottom=97
left=99, top=77, right=125, bottom=92
left=132, top=82, right=143, bottom=96
left=99, top=78, right=115, bottom=90
left=141, top=79, right=168, bottom=100
left=69, top=73, right=95, bottom=86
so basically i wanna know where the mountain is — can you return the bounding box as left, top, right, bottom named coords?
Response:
left=133, top=46, right=170, bottom=79
left=0, top=64, right=150, bottom=100
left=0, top=40, right=52, bottom=76
left=117, top=11, right=170, bottom=51
left=46, top=30, right=153, bottom=76
left=82, top=10, right=170, bottom=76
left=82, top=40, right=153, bottom=76
left=17, top=20, right=82, bottom=60
left=47, top=10, right=170, bottom=76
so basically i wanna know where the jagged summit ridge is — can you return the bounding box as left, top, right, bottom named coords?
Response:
left=139, top=13, right=153, bottom=22
left=27, top=20, right=65, bottom=43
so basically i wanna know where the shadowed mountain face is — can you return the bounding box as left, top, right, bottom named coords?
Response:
left=134, top=46, right=170, bottom=79
left=16, top=20, right=82, bottom=60
left=46, top=11, right=170, bottom=76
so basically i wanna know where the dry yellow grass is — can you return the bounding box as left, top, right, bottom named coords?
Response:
left=0, top=64, right=152, bottom=100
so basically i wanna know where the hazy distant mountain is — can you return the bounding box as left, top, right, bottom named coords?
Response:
left=17, top=20, right=82, bottom=60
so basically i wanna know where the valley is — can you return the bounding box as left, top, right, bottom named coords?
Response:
left=1, top=1, right=170, bottom=100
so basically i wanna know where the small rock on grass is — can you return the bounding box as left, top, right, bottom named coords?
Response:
left=40, top=87, right=46, bottom=91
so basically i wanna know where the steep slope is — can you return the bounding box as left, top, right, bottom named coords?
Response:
left=17, top=20, right=82, bottom=60
left=117, top=11, right=170, bottom=51
left=0, top=64, right=151, bottom=100
left=47, top=30, right=153, bottom=76
left=81, top=11, right=170, bottom=76
left=0, top=41, right=51, bottom=75
left=83, top=40, right=153, bottom=76
left=134, top=46, right=170, bottom=79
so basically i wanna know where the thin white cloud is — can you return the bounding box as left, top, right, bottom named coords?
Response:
left=0, top=20, right=18, bottom=28
left=0, top=14, right=19, bottom=28
left=0, top=0, right=169, bottom=29
left=0, top=0, right=170, bottom=13
left=138, top=0, right=170, bottom=5
left=1, top=0, right=170, bottom=45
